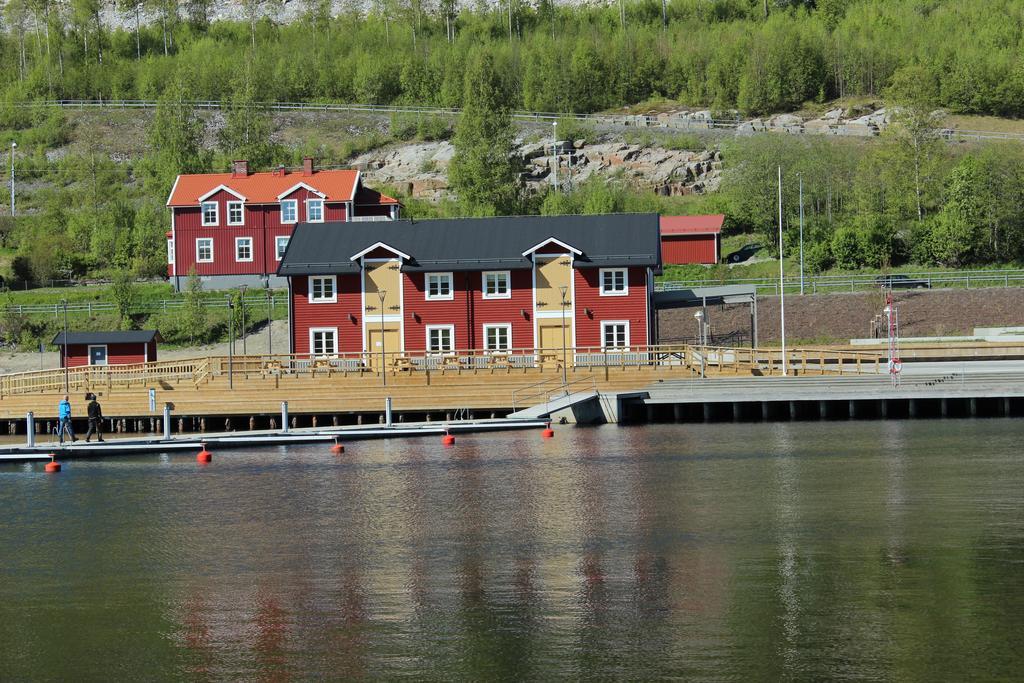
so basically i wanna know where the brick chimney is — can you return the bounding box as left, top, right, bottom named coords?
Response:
left=231, top=160, right=249, bottom=178
left=302, top=156, right=315, bottom=176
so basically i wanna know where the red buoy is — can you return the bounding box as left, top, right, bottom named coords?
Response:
left=542, top=426, right=555, bottom=438
left=330, top=439, right=345, bottom=454
left=442, top=433, right=455, bottom=446
left=44, top=456, right=61, bottom=473
left=196, top=444, right=212, bottom=463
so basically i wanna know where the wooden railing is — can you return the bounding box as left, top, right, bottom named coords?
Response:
left=0, top=345, right=884, bottom=397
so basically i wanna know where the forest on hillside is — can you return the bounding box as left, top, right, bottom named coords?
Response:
left=2, top=0, right=1024, bottom=295
left=1, top=0, right=1024, bottom=117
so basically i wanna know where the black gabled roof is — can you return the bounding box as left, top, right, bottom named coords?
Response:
left=277, top=214, right=662, bottom=276
left=52, top=330, right=161, bottom=346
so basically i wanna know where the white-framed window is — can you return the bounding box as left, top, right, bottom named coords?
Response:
left=280, top=199, right=298, bottom=224
left=309, top=275, right=337, bottom=303
left=482, top=270, right=511, bottom=299
left=483, top=323, right=512, bottom=352
left=425, top=272, right=453, bottom=300
left=601, top=321, right=630, bottom=350
left=426, top=325, right=455, bottom=353
left=167, top=238, right=174, bottom=264
left=600, top=268, right=628, bottom=296
left=195, top=238, right=214, bottom=263
left=309, top=327, right=338, bottom=357
left=235, top=237, right=253, bottom=262
left=276, top=235, right=290, bottom=261
left=201, top=201, right=218, bottom=226
left=227, top=201, right=244, bottom=226
left=307, top=198, right=324, bottom=223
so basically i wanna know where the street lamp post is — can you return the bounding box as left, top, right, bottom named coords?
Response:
left=558, top=285, right=568, bottom=386
left=239, top=284, right=248, bottom=355
left=61, top=299, right=69, bottom=393
left=798, top=173, right=805, bottom=296
left=265, top=285, right=273, bottom=355
left=694, top=310, right=706, bottom=378
left=9, top=141, right=16, bottom=217
left=226, top=294, right=234, bottom=389
left=378, top=289, right=387, bottom=387
left=778, top=165, right=787, bottom=376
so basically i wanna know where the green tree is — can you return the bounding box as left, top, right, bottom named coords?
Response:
left=110, top=270, right=138, bottom=329
left=219, top=68, right=275, bottom=170
left=183, top=269, right=207, bottom=345
left=143, top=72, right=211, bottom=196
left=448, top=52, right=522, bottom=215
left=930, top=155, right=987, bottom=266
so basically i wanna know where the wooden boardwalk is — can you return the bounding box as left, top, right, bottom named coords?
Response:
left=0, top=345, right=884, bottom=420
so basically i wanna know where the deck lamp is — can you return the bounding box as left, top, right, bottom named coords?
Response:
left=559, top=285, right=569, bottom=386
left=226, top=294, right=235, bottom=390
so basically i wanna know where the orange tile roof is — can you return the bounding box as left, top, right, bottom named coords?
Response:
left=660, top=214, right=725, bottom=235
left=167, top=169, right=361, bottom=206
left=355, top=185, right=400, bottom=206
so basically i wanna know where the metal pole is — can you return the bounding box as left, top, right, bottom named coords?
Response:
left=799, top=174, right=805, bottom=296
left=266, top=288, right=273, bottom=355
left=281, top=401, right=289, bottom=433
left=385, top=396, right=393, bottom=427
left=559, top=285, right=568, bottom=386
left=778, top=166, right=787, bottom=376
left=378, top=289, right=387, bottom=387
left=9, top=141, right=15, bottom=217
left=162, top=403, right=171, bottom=440
left=26, top=411, right=34, bottom=447
left=552, top=121, right=558, bottom=192
left=226, top=295, right=234, bottom=389
left=239, top=284, right=247, bottom=355
left=62, top=300, right=69, bottom=393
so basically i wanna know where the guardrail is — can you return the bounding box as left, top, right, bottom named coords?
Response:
left=0, top=344, right=884, bottom=397
left=23, top=99, right=1024, bottom=143
left=657, top=269, right=1024, bottom=295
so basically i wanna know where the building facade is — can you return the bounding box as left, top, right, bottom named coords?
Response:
left=660, top=215, right=723, bottom=265
left=53, top=331, right=160, bottom=368
left=278, top=214, right=662, bottom=361
left=166, top=158, right=400, bottom=291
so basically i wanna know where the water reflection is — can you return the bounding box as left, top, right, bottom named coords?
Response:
left=1, top=420, right=1024, bottom=679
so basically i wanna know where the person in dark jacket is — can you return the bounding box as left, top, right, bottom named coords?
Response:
left=84, top=393, right=104, bottom=443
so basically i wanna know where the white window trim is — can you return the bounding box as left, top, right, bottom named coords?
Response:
left=599, top=268, right=629, bottom=297
left=226, top=200, right=245, bottom=226
left=306, top=198, right=325, bottom=223
left=201, top=201, right=219, bottom=227
left=425, top=272, right=454, bottom=301
left=426, top=324, right=455, bottom=353
left=195, top=238, right=214, bottom=263
left=87, top=344, right=108, bottom=366
left=167, top=238, right=174, bottom=264
left=275, top=235, right=290, bottom=261
left=482, top=270, right=512, bottom=300
left=280, top=199, right=299, bottom=224
left=483, top=323, right=512, bottom=352
left=234, top=236, right=254, bottom=263
left=309, top=327, right=338, bottom=358
left=309, top=275, right=337, bottom=304
left=601, top=320, right=630, bottom=350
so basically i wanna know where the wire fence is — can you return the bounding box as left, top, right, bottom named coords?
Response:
left=1, top=295, right=286, bottom=317
left=656, top=269, right=1024, bottom=295
left=24, top=99, right=1024, bottom=144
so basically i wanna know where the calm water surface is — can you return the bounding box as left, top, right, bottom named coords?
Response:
left=2, top=420, right=1024, bottom=680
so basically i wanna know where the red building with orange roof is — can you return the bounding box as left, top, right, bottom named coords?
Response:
left=166, top=158, right=400, bottom=290
left=659, top=215, right=724, bottom=265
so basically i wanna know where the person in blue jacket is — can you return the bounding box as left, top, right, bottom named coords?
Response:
left=58, top=395, right=77, bottom=444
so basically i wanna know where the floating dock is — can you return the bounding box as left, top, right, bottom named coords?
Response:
left=0, top=418, right=549, bottom=464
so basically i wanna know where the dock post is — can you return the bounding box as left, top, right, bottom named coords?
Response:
left=941, top=398, right=949, bottom=417
left=732, top=402, right=742, bottom=422
left=163, top=404, right=171, bottom=440
left=25, top=411, right=34, bottom=447
left=880, top=400, right=888, bottom=419
left=909, top=399, right=918, bottom=418
left=761, top=402, right=769, bottom=421
left=970, top=398, right=977, bottom=417
left=789, top=401, right=798, bottom=421
left=386, top=397, right=393, bottom=427
left=848, top=400, right=857, bottom=419
left=673, top=404, right=683, bottom=423
left=1004, top=397, right=1011, bottom=417
left=281, top=401, right=289, bottom=433
left=819, top=400, right=828, bottom=420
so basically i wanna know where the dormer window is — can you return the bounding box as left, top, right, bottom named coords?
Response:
left=281, top=199, right=298, bottom=224
left=201, top=201, right=218, bottom=226
left=227, top=201, right=244, bottom=226
left=307, top=199, right=324, bottom=223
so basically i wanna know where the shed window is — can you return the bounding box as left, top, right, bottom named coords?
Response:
left=602, top=321, right=630, bottom=350
left=310, top=328, right=337, bottom=357
left=310, top=275, right=337, bottom=303
left=600, top=268, right=628, bottom=296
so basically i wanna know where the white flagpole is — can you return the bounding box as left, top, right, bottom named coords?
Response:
left=778, top=165, right=787, bottom=376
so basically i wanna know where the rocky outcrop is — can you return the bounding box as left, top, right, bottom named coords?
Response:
left=352, top=138, right=723, bottom=201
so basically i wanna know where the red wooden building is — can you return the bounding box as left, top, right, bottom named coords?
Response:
left=166, top=158, right=400, bottom=291
left=660, top=215, right=724, bottom=265
left=277, top=214, right=662, bottom=360
left=53, top=330, right=160, bottom=368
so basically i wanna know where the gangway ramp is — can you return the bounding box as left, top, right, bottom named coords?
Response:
left=507, top=389, right=601, bottom=419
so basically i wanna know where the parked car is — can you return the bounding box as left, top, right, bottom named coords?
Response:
left=875, top=274, right=931, bottom=289
left=724, top=243, right=762, bottom=264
